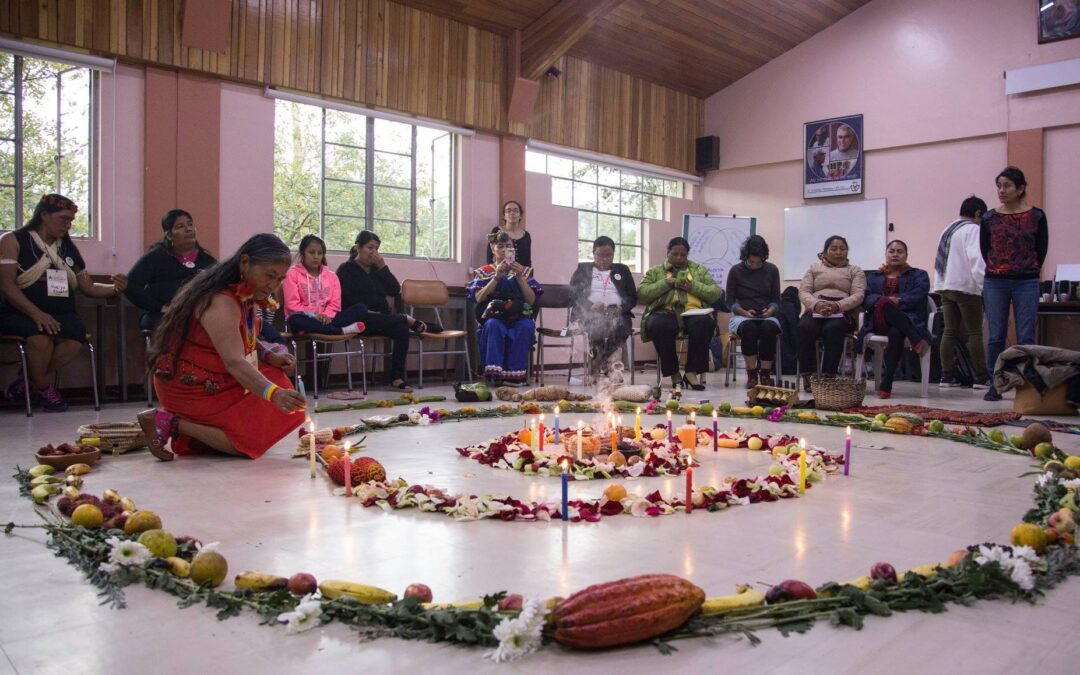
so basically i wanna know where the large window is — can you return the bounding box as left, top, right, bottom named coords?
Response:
left=526, top=151, right=682, bottom=272
left=273, top=100, right=454, bottom=258
left=0, top=51, right=95, bottom=235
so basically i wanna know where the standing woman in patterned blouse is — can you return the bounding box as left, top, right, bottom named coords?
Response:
left=980, top=166, right=1049, bottom=401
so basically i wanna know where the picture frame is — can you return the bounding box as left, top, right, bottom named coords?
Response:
left=802, top=114, right=864, bottom=200
left=1038, top=0, right=1080, bottom=44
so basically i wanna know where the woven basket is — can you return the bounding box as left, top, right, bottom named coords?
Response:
left=76, top=422, right=147, bottom=455
left=810, top=376, right=866, bottom=411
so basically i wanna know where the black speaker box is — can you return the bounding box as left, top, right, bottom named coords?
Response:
left=695, top=136, right=719, bottom=172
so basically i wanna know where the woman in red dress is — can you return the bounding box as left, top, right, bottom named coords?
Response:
left=138, top=234, right=307, bottom=460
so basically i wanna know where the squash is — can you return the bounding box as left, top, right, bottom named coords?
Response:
left=553, top=574, right=704, bottom=649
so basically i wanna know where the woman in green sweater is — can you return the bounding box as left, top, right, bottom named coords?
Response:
left=638, top=236, right=722, bottom=392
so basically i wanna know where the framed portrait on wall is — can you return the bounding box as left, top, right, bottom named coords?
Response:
left=803, top=114, right=864, bottom=199
left=1039, top=0, right=1080, bottom=44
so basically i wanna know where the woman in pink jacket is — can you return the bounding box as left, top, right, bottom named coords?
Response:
left=283, top=235, right=367, bottom=336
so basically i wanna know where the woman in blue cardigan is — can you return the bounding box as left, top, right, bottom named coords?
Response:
left=857, top=240, right=932, bottom=398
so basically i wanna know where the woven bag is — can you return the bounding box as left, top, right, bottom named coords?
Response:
left=810, top=376, right=866, bottom=411
left=76, top=422, right=148, bottom=455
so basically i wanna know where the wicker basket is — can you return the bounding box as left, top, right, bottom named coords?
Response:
left=809, top=376, right=866, bottom=411
left=76, top=422, right=148, bottom=455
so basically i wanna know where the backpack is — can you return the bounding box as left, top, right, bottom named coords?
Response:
left=953, top=342, right=977, bottom=387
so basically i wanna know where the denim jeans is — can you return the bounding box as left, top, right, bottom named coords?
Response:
left=983, top=277, right=1039, bottom=375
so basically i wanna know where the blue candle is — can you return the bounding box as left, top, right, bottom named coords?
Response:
left=297, top=375, right=307, bottom=398
left=554, top=406, right=560, bottom=445
left=561, top=460, right=569, bottom=521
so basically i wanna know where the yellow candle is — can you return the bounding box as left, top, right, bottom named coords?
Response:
left=799, top=438, right=807, bottom=495
left=635, top=407, right=642, bottom=440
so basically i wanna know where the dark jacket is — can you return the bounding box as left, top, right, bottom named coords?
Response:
left=568, top=262, right=637, bottom=322
left=125, top=244, right=217, bottom=314
left=336, top=260, right=400, bottom=314
left=857, top=266, right=932, bottom=349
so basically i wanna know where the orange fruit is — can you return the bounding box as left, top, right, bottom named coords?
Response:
left=518, top=428, right=532, bottom=446
left=321, top=445, right=343, bottom=462
left=603, top=484, right=627, bottom=502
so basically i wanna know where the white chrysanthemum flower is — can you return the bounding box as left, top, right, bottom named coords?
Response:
left=278, top=598, right=323, bottom=634
left=198, top=541, right=221, bottom=554
left=1008, top=560, right=1036, bottom=591
left=417, top=415, right=432, bottom=426
left=974, top=544, right=1008, bottom=567
left=1036, top=472, right=1054, bottom=487
left=1062, top=478, right=1080, bottom=491
left=1010, top=545, right=1040, bottom=564
left=98, top=562, right=119, bottom=574
left=106, top=537, right=152, bottom=567
left=486, top=598, right=544, bottom=663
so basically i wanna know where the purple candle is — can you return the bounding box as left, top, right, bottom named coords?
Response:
left=561, top=460, right=569, bottom=521
left=844, top=426, right=852, bottom=476
left=712, top=410, right=718, bottom=453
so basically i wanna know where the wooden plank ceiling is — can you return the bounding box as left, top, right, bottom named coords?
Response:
left=395, top=0, right=870, bottom=98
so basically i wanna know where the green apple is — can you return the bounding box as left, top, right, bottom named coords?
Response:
left=874, top=413, right=888, bottom=424
left=1009, top=434, right=1025, bottom=448
left=928, top=420, right=945, bottom=433
left=1033, top=442, right=1054, bottom=459
left=988, top=429, right=1005, bottom=444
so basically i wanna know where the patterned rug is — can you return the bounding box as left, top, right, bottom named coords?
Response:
left=841, top=404, right=1021, bottom=427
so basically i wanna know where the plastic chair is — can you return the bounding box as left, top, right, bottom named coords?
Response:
left=0, top=333, right=100, bottom=416
left=401, top=279, right=471, bottom=388
left=855, top=298, right=938, bottom=397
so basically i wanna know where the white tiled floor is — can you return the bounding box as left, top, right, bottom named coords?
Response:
left=2, top=373, right=1080, bottom=674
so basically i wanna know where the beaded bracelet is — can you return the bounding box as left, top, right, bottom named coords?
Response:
left=262, top=383, right=278, bottom=401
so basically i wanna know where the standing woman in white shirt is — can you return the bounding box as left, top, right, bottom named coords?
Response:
left=569, top=236, right=638, bottom=380
left=933, top=196, right=991, bottom=389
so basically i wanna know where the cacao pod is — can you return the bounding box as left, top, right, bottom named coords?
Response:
left=553, top=574, right=704, bottom=649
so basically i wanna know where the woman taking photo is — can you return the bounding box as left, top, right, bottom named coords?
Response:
left=469, top=231, right=543, bottom=385
left=126, top=209, right=216, bottom=330
left=980, top=166, right=1048, bottom=401
left=138, top=234, right=306, bottom=461
left=485, top=200, right=531, bottom=268
left=726, top=234, right=782, bottom=388
left=568, top=236, right=638, bottom=380
left=797, top=235, right=865, bottom=391
left=638, top=236, right=722, bottom=392
left=856, top=240, right=931, bottom=399
left=0, top=194, right=127, bottom=412
left=336, top=231, right=427, bottom=391
left=283, top=234, right=367, bottom=336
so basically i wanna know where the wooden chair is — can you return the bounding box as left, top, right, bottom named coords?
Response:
left=401, top=279, right=471, bottom=388
left=0, top=333, right=100, bottom=416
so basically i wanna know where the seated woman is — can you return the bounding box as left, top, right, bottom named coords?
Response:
left=0, top=194, right=127, bottom=412
left=638, top=236, right=722, bottom=392
left=727, top=234, right=782, bottom=388
left=797, top=235, right=866, bottom=391
left=857, top=240, right=932, bottom=399
left=485, top=200, right=531, bottom=268
left=336, top=231, right=426, bottom=392
left=283, top=234, right=367, bottom=336
left=468, top=231, right=543, bottom=385
left=125, top=209, right=216, bottom=330
left=137, top=233, right=306, bottom=461
left=569, top=236, right=637, bottom=380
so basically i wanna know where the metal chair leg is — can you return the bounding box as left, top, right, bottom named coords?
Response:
left=359, top=339, right=368, bottom=395
left=290, top=339, right=300, bottom=390
left=418, top=339, right=425, bottom=389
left=311, top=339, right=320, bottom=400
left=463, top=340, right=472, bottom=383
left=538, top=335, right=546, bottom=386
left=87, top=340, right=100, bottom=411
left=345, top=339, right=354, bottom=392
left=17, top=343, right=32, bottom=417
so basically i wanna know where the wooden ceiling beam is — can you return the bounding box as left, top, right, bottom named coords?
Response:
left=519, top=0, right=623, bottom=80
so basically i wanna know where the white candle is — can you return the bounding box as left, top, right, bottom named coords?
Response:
left=577, top=420, right=584, bottom=461
left=307, top=418, right=316, bottom=479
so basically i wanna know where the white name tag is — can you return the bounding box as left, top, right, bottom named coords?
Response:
left=46, top=269, right=70, bottom=297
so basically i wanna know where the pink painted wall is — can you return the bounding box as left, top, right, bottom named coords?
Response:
left=703, top=0, right=1080, bottom=280
left=219, top=82, right=275, bottom=255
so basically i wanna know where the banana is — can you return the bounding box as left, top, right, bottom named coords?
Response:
left=32, top=484, right=61, bottom=503
left=28, top=464, right=57, bottom=478
left=30, top=475, right=63, bottom=487
left=716, top=438, right=740, bottom=448
left=844, top=575, right=872, bottom=591
left=120, top=497, right=137, bottom=513
left=62, top=486, right=81, bottom=500
left=165, top=556, right=191, bottom=578
left=102, top=489, right=121, bottom=504
left=319, top=580, right=397, bottom=604
left=234, top=571, right=289, bottom=592
left=421, top=600, right=483, bottom=611
left=78, top=437, right=102, bottom=446
left=904, top=564, right=940, bottom=578
left=731, top=406, right=754, bottom=415
left=65, top=463, right=93, bottom=476
left=700, top=585, right=766, bottom=614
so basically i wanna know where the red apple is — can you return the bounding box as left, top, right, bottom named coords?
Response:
left=287, top=573, right=318, bottom=596
left=498, top=593, right=523, bottom=611
left=404, top=583, right=433, bottom=603
left=870, top=562, right=897, bottom=583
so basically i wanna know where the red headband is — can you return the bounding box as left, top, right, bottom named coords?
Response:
left=39, top=194, right=78, bottom=213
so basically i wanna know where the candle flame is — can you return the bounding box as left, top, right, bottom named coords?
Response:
left=561, top=459, right=568, bottom=470
left=554, top=406, right=560, bottom=415
left=667, top=410, right=672, bottom=419
left=712, top=410, right=717, bottom=418
left=577, top=420, right=584, bottom=429
left=799, top=438, right=806, bottom=449
left=636, top=406, right=641, bottom=414
left=344, top=441, right=352, bottom=452
left=540, top=413, right=545, bottom=422
left=846, top=425, right=851, bottom=436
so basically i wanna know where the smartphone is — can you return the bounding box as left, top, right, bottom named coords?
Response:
left=506, top=247, right=516, bottom=265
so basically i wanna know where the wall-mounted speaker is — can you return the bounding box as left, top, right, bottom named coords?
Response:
left=696, top=136, right=719, bottom=172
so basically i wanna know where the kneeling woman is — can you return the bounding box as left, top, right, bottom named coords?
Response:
left=138, top=234, right=307, bottom=461
left=468, top=232, right=543, bottom=385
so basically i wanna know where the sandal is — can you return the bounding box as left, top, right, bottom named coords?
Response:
left=137, top=408, right=176, bottom=461
left=390, top=379, right=413, bottom=392
left=410, top=320, right=428, bottom=335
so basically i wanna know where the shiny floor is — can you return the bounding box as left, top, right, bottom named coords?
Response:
left=2, top=372, right=1080, bottom=674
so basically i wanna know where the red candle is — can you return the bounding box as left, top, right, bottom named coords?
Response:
left=539, top=415, right=546, bottom=452
left=685, top=466, right=693, bottom=514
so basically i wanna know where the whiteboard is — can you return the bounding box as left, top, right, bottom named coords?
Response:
left=682, top=214, right=756, bottom=289
left=782, top=199, right=887, bottom=280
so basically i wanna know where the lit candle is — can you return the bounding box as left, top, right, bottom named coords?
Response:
left=343, top=442, right=352, bottom=497
left=844, top=426, right=852, bottom=476
left=666, top=410, right=673, bottom=439
left=712, top=410, right=718, bottom=453
left=539, top=414, right=546, bottom=453
left=554, top=406, right=560, bottom=446
left=530, top=418, right=539, bottom=453
left=799, top=438, right=806, bottom=495
left=307, top=418, right=316, bottom=479
left=576, top=420, right=584, bottom=461
left=561, top=459, right=569, bottom=521
left=611, top=425, right=618, bottom=454
left=635, top=407, right=642, bottom=440
left=685, top=466, right=693, bottom=514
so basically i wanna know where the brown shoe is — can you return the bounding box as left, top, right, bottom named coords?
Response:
left=802, top=374, right=813, bottom=393
left=137, top=409, right=175, bottom=461
left=759, top=369, right=773, bottom=386
left=744, top=369, right=759, bottom=389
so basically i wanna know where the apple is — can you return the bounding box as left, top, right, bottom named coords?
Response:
left=498, top=593, right=524, bottom=611
left=765, top=579, right=817, bottom=604
left=288, top=573, right=318, bottom=596
left=404, top=583, right=433, bottom=603
left=1008, top=434, right=1025, bottom=448
left=1033, top=442, right=1055, bottom=459
left=870, top=561, right=897, bottom=583
left=1048, top=508, right=1075, bottom=534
